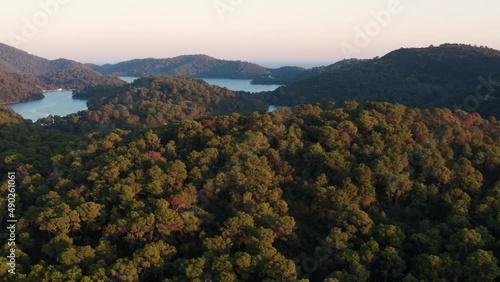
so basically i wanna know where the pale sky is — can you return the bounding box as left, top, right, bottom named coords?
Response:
left=1, top=0, right=499, bottom=65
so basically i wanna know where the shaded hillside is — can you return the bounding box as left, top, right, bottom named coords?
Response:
left=55, top=76, right=265, bottom=131
left=251, top=66, right=307, bottom=85
left=0, top=60, right=19, bottom=74
left=0, top=72, right=45, bottom=104
left=88, top=55, right=307, bottom=82
left=252, top=59, right=363, bottom=85
left=292, top=58, right=365, bottom=81
left=264, top=44, right=500, bottom=118
left=0, top=43, right=82, bottom=75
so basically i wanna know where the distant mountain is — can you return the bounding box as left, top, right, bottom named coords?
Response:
left=40, top=67, right=126, bottom=90
left=263, top=44, right=500, bottom=118
left=0, top=43, right=125, bottom=103
left=88, top=55, right=307, bottom=83
left=88, top=55, right=267, bottom=78
left=0, top=42, right=82, bottom=75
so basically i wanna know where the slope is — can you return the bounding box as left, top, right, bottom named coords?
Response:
left=0, top=72, right=46, bottom=104
left=0, top=42, right=82, bottom=75
left=264, top=44, right=500, bottom=118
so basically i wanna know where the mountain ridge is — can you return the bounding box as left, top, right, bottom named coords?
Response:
left=87, top=54, right=307, bottom=82
left=0, top=42, right=82, bottom=75
left=263, top=43, right=500, bottom=119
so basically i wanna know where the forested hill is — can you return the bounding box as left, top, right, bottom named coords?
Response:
left=87, top=55, right=306, bottom=81
left=0, top=72, right=46, bottom=104
left=2, top=101, right=500, bottom=281
left=39, top=67, right=126, bottom=90
left=0, top=43, right=126, bottom=103
left=264, top=44, right=500, bottom=118
left=51, top=76, right=265, bottom=131
left=251, top=59, right=364, bottom=85
left=0, top=43, right=82, bottom=75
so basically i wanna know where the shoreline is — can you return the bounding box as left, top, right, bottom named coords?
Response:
left=1, top=89, right=77, bottom=106
left=41, top=88, right=76, bottom=93
left=0, top=93, right=45, bottom=106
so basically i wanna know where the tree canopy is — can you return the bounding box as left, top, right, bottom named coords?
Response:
left=1, top=100, right=499, bottom=281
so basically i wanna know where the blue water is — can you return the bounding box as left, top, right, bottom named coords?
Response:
left=200, top=78, right=281, bottom=93
left=268, top=105, right=290, bottom=112
left=7, top=91, right=88, bottom=121
left=120, top=76, right=139, bottom=83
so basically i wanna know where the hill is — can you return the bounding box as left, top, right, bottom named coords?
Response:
left=88, top=55, right=270, bottom=78
left=252, top=59, right=364, bottom=85
left=0, top=72, right=46, bottom=104
left=0, top=43, right=309, bottom=87
left=88, top=55, right=306, bottom=82
left=0, top=42, right=82, bottom=75
left=263, top=44, right=500, bottom=118
left=39, top=67, right=126, bottom=90
left=2, top=43, right=500, bottom=281
left=52, top=76, right=265, bottom=131
left=2, top=101, right=500, bottom=281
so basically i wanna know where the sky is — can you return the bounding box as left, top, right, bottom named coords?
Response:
left=1, top=0, right=499, bottom=66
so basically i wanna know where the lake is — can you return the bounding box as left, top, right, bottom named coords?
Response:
left=120, top=76, right=139, bottom=83
left=268, top=105, right=290, bottom=112
left=7, top=90, right=87, bottom=121
left=200, top=78, right=281, bottom=93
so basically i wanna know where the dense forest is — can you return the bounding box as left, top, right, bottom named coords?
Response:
left=263, top=44, right=500, bottom=119
left=0, top=72, right=45, bottom=104
left=39, top=68, right=125, bottom=90
left=1, top=42, right=500, bottom=281
left=1, top=100, right=500, bottom=281
left=46, top=76, right=264, bottom=132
